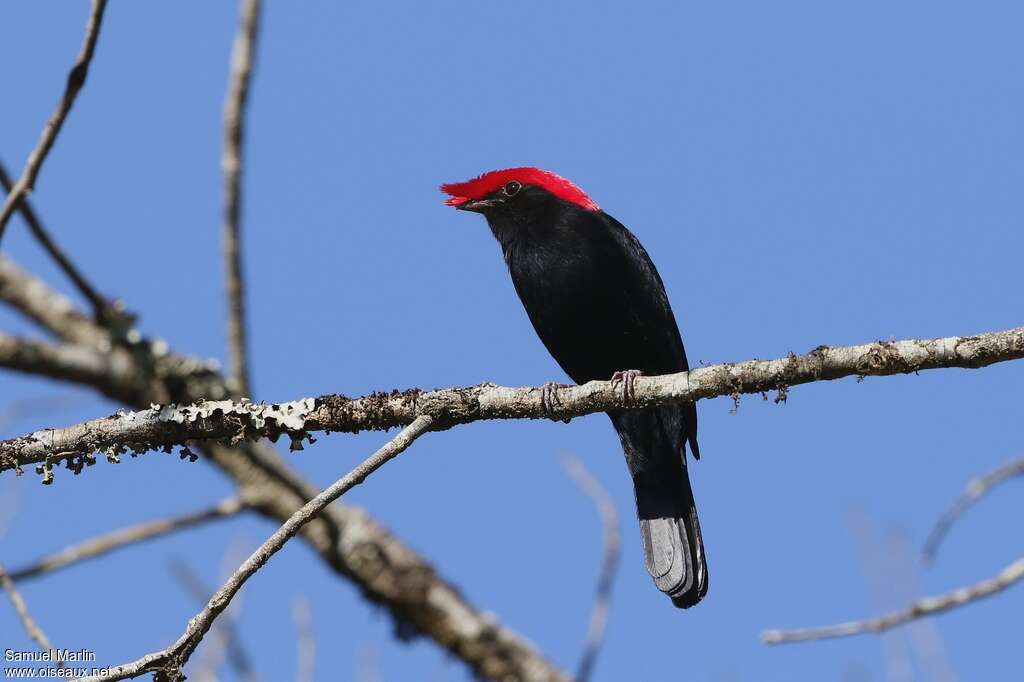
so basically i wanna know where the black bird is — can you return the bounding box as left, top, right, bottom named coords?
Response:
left=442, top=167, right=708, bottom=607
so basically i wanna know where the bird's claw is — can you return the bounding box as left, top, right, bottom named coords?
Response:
left=610, top=369, right=643, bottom=404
left=540, top=381, right=570, bottom=420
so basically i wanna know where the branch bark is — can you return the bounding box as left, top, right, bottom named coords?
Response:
left=0, top=257, right=114, bottom=350
left=169, top=559, right=260, bottom=682
left=221, top=0, right=260, bottom=398
left=0, top=0, right=109, bottom=242
left=762, top=556, right=1024, bottom=644
left=77, top=416, right=434, bottom=682
left=4, top=326, right=1022, bottom=475
left=0, top=333, right=145, bottom=409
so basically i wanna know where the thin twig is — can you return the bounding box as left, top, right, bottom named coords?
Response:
left=170, top=558, right=259, bottom=682
left=290, top=597, right=316, bottom=682
left=561, top=455, right=621, bottom=682
left=0, top=159, right=120, bottom=322
left=222, top=0, right=261, bottom=398
left=762, top=556, right=1024, bottom=644
left=77, top=415, right=434, bottom=682
left=0, top=563, right=65, bottom=669
left=0, top=0, right=109, bottom=243
left=923, top=456, right=1024, bottom=562
left=9, top=497, right=246, bottom=581
left=5, top=325, right=1024, bottom=476
left=171, top=562, right=232, bottom=682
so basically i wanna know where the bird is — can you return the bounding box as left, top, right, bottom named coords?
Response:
left=442, top=167, right=708, bottom=608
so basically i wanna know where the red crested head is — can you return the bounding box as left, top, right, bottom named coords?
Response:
left=440, top=167, right=600, bottom=212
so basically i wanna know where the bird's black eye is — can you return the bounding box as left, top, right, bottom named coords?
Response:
left=503, top=180, right=522, bottom=197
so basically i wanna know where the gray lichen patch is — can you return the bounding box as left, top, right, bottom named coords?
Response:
left=156, top=397, right=316, bottom=431
left=11, top=397, right=323, bottom=484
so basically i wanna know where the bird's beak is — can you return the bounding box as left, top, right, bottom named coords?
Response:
left=459, top=199, right=494, bottom=213
left=449, top=197, right=495, bottom=213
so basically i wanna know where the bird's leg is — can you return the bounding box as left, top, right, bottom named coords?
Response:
left=610, top=369, right=643, bottom=404
left=540, top=381, right=570, bottom=420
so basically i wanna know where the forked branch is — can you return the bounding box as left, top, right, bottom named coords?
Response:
left=77, top=415, right=434, bottom=682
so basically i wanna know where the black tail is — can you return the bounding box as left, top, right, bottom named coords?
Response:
left=635, top=465, right=707, bottom=607
left=611, top=405, right=708, bottom=608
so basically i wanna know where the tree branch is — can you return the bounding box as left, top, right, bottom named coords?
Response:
left=221, top=0, right=260, bottom=398
left=1, top=257, right=571, bottom=682
left=761, top=556, right=1024, bottom=644
left=0, top=256, right=113, bottom=350
left=0, top=0, right=109, bottom=243
left=4, top=326, right=1021, bottom=476
left=923, top=456, right=1024, bottom=561
left=0, top=159, right=120, bottom=323
left=1, top=563, right=64, bottom=669
left=561, top=455, right=621, bottom=682
left=169, top=559, right=260, bottom=682
left=9, top=497, right=247, bottom=582
left=77, top=415, right=434, bottom=682
left=0, top=333, right=145, bottom=409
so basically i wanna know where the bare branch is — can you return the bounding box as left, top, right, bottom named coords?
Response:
left=9, top=497, right=246, bottom=581
left=0, top=333, right=144, bottom=410
left=170, top=558, right=260, bottom=682
left=0, top=0, right=109, bottom=243
left=762, top=556, right=1024, bottom=644
left=170, top=562, right=232, bottom=682
left=561, top=455, right=621, bottom=682
left=290, top=597, right=316, bottom=682
left=0, top=256, right=112, bottom=349
left=4, top=326, right=1022, bottom=476
left=222, top=0, right=261, bottom=398
left=1, top=259, right=570, bottom=682
left=77, top=415, right=435, bottom=682
left=0, top=159, right=122, bottom=323
left=0, top=564, right=64, bottom=668
left=923, top=456, right=1024, bottom=561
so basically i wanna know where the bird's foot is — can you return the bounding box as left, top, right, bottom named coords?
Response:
left=540, top=381, right=571, bottom=421
left=610, top=369, right=643, bottom=404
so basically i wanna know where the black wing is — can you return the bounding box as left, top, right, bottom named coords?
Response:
left=507, top=209, right=699, bottom=457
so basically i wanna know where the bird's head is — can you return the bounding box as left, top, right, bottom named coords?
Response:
left=440, top=167, right=600, bottom=218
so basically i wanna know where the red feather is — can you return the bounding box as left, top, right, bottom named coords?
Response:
left=440, top=167, right=599, bottom=211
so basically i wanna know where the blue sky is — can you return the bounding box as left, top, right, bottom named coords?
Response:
left=2, top=2, right=1022, bottom=680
